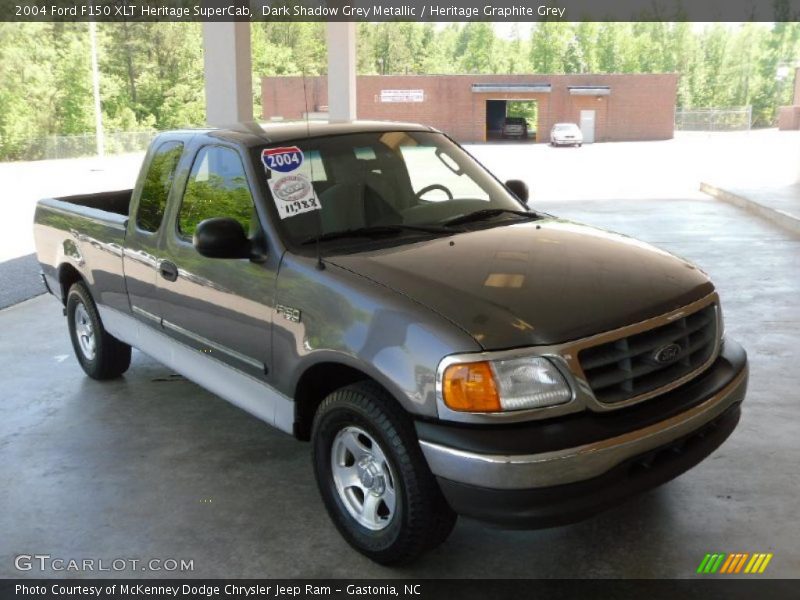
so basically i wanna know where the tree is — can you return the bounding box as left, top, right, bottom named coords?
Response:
left=530, top=22, right=574, bottom=73
left=457, top=23, right=496, bottom=73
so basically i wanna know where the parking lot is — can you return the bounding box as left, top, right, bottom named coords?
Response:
left=1, top=132, right=799, bottom=577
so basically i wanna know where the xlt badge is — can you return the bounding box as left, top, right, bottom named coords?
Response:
left=276, top=304, right=301, bottom=323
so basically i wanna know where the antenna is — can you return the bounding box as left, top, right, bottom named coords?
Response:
left=302, top=69, right=325, bottom=271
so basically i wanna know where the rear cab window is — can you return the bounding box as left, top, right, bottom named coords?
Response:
left=136, top=141, right=184, bottom=233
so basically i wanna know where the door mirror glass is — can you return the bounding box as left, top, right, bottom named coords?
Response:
left=505, top=179, right=529, bottom=204
left=193, top=217, right=252, bottom=259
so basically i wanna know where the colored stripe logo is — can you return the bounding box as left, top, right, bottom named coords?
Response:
left=696, top=552, right=773, bottom=574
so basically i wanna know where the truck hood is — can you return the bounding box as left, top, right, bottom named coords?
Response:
left=327, top=219, right=714, bottom=349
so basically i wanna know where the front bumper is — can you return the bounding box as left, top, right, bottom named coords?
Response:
left=416, top=338, right=748, bottom=528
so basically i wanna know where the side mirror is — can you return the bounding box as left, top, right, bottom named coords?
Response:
left=193, top=217, right=252, bottom=259
left=505, top=179, right=529, bottom=205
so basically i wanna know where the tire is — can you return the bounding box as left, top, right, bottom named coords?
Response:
left=311, top=381, right=457, bottom=565
left=66, top=281, right=131, bottom=380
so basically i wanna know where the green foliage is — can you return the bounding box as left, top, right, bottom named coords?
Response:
left=2, top=22, right=800, bottom=160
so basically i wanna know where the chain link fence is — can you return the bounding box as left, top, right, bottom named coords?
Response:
left=1, top=131, right=154, bottom=161
left=675, top=107, right=753, bottom=132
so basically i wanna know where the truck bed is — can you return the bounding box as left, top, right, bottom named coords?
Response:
left=33, top=189, right=133, bottom=310
left=51, top=189, right=132, bottom=216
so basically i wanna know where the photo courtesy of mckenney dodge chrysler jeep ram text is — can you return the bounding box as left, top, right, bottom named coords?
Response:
left=33, top=120, right=748, bottom=564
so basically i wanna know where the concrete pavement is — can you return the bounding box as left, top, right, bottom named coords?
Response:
left=0, top=254, right=43, bottom=310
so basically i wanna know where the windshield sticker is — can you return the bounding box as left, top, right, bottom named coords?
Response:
left=268, top=173, right=320, bottom=219
left=263, top=146, right=321, bottom=219
left=262, top=146, right=304, bottom=173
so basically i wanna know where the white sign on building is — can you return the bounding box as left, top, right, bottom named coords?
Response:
left=379, top=89, right=425, bottom=103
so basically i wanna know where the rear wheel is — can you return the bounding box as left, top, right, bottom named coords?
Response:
left=66, top=282, right=131, bottom=380
left=311, top=381, right=456, bottom=565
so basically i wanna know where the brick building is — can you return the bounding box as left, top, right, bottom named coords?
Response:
left=777, top=67, right=800, bottom=130
left=261, top=73, right=678, bottom=143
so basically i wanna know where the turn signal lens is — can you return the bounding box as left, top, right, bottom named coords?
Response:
left=442, top=361, right=501, bottom=412
left=441, top=356, right=573, bottom=413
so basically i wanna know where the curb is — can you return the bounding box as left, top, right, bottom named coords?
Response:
left=700, top=182, right=800, bottom=236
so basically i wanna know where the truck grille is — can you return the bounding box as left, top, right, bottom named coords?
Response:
left=578, top=304, right=718, bottom=404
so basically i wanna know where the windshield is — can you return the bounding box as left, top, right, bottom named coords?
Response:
left=554, top=124, right=578, bottom=132
left=259, top=131, right=527, bottom=248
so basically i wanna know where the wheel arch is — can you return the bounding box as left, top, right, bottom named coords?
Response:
left=292, top=361, right=402, bottom=441
left=58, top=263, right=85, bottom=304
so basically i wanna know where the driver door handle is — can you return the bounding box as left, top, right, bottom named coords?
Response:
left=159, top=260, right=179, bottom=282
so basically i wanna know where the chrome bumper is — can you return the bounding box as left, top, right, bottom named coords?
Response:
left=420, top=363, right=748, bottom=491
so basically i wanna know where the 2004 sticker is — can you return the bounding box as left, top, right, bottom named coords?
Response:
left=261, top=146, right=304, bottom=173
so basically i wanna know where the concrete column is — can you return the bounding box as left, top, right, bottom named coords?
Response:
left=326, top=22, right=357, bottom=122
left=202, top=22, right=253, bottom=126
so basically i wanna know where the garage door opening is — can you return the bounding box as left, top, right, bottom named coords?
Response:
left=485, top=100, right=538, bottom=142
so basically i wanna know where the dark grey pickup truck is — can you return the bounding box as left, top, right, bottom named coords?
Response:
left=34, top=121, right=748, bottom=564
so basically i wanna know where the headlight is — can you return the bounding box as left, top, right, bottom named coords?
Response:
left=442, top=356, right=572, bottom=413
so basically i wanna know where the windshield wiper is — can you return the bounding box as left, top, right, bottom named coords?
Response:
left=300, top=224, right=455, bottom=246
left=440, top=208, right=539, bottom=228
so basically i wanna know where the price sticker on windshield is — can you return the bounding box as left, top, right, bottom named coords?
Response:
left=262, top=147, right=321, bottom=219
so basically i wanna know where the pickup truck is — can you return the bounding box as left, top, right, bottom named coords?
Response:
left=34, top=121, right=748, bottom=565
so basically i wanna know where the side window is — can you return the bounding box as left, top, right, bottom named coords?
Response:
left=136, top=141, right=184, bottom=232
left=178, top=146, right=256, bottom=238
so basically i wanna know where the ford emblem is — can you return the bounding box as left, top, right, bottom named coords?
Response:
left=653, top=342, right=682, bottom=364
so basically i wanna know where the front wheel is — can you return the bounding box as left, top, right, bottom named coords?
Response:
left=66, top=282, right=131, bottom=379
left=311, top=381, right=456, bottom=565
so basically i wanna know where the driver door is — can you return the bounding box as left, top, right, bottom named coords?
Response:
left=154, top=144, right=277, bottom=380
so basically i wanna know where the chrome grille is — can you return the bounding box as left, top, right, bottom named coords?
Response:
left=578, top=304, right=718, bottom=404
